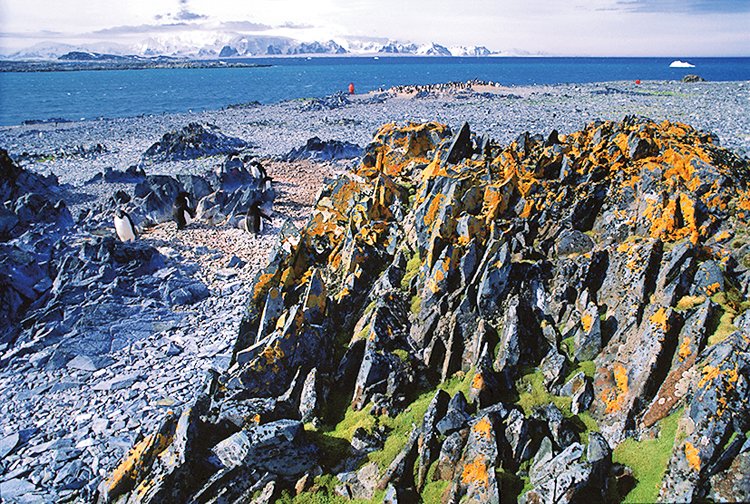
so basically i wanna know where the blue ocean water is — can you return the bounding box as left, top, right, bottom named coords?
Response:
left=0, top=56, right=748, bottom=127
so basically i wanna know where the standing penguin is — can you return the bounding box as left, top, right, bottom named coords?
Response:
left=173, top=191, right=196, bottom=230
left=249, top=160, right=267, bottom=181
left=242, top=202, right=272, bottom=235
left=261, top=175, right=274, bottom=193
left=114, top=208, right=137, bottom=242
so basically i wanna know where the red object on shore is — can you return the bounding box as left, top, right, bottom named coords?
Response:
left=635, top=79, right=641, bottom=85
left=348, top=82, right=355, bottom=94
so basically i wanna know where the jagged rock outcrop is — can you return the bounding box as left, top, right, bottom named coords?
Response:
left=101, top=117, right=750, bottom=502
left=141, top=123, right=250, bottom=163
left=281, top=136, right=363, bottom=162
left=1, top=149, right=73, bottom=344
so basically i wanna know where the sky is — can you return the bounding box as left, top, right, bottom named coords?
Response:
left=0, top=0, right=748, bottom=56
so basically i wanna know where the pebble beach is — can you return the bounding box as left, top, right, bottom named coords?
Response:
left=0, top=79, right=749, bottom=502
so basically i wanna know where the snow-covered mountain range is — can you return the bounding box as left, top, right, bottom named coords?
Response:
left=5, top=34, right=508, bottom=60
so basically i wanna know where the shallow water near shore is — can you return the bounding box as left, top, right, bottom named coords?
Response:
left=1, top=56, right=749, bottom=126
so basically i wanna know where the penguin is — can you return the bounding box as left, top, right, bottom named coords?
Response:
left=249, top=160, right=267, bottom=181
left=114, top=208, right=137, bottom=242
left=261, top=175, right=274, bottom=193
left=173, top=191, right=196, bottom=230
left=242, top=202, right=272, bottom=235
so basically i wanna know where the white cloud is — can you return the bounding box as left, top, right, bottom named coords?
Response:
left=0, top=0, right=748, bottom=55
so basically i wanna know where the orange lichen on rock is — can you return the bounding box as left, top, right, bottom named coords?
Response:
left=649, top=307, right=670, bottom=332
left=461, top=458, right=489, bottom=488
left=253, top=272, right=277, bottom=300
left=473, top=417, right=493, bottom=440
left=685, top=442, right=701, bottom=471
left=261, top=340, right=285, bottom=366
left=736, top=189, right=750, bottom=220
left=103, top=431, right=170, bottom=498
left=697, top=363, right=740, bottom=417
left=678, top=337, right=692, bottom=361
left=471, top=372, right=485, bottom=391
left=581, top=313, right=593, bottom=333
left=602, top=363, right=629, bottom=414
left=423, top=194, right=445, bottom=228
left=705, top=282, right=721, bottom=296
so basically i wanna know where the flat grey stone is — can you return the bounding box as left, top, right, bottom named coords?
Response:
left=67, top=355, right=114, bottom=372
left=0, top=432, right=19, bottom=459
left=92, top=372, right=143, bottom=391
left=0, top=478, right=37, bottom=498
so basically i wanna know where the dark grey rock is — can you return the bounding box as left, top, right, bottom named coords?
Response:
left=142, top=123, right=249, bottom=163
left=556, top=229, right=595, bottom=256
left=282, top=136, right=362, bottom=162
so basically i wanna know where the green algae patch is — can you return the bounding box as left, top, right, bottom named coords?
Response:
left=516, top=368, right=572, bottom=416
left=564, top=360, right=596, bottom=383
left=613, top=408, right=683, bottom=503
left=366, top=370, right=476, bottom=471
left=410, top=295, right=422, bottom=316
left=277, top=474, right=385, bottom=503
left=421, top=480, right=449, bottom=502
left=353, top=323, right=371, bottom=342
left=573, top=412, right=601, bottom=445
left=400, top=250, right=421, bottom=291
left=674, top=295, right=706, bottom=312
left=707, top=292, right=740, bottom=346
left=561, top=336, right=575, bottom=360
left=393, top=349, right=409, bottom=362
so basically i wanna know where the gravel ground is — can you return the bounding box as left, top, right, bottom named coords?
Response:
left=0, top=80, right=748, bottom=502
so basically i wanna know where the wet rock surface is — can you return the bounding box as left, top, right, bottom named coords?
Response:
left=91, top=116, right=750, bottom=503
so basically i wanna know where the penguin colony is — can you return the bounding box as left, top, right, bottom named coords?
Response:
left=113, top=160, right=273, bottom=241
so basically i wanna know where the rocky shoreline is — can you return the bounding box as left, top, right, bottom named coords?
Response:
left=0, top=59, right=271, bottom=73
left=0, top=80, right=749, bottom=503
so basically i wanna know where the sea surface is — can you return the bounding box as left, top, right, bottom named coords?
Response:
left=0, top=56, right=748, bottom=127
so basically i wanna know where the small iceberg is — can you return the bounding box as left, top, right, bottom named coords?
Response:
left=670, top=60, right=695, bottom=68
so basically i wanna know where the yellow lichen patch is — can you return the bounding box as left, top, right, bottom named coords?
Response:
left=473, top=417, right=493, bottom=440
left=684, top=442, right=701, bottom=471
left=736, top=189, right=750, bottom=220
left=697, top=364, right=739, bottom=417
left=471, top=372, right=485, bottom=391
left=602, top=363, right=629, bottom=414
left=678, top=337, right=692, bottom=361
left=423, top=194, right=445, bottom=228
left=104, top=432, right=169, bottom=498
left=617, top=241, right=633, bottom=253
left=253, top=272, right=277, bottom=301
left=649, top=307, right=670, bottom=332
left=581, top=313, right=593, bottom=333
left=519, top=200, right=534, bottom=219
left=714, top=230, right=731, bottom=242
left=261, top=340, right=285, bottom=366
left=461, top=458, right=489, bottom=488
left=705, top=282, right=721, bottom=296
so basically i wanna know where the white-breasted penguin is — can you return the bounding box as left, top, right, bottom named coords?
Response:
left=249, top=160, right=267, bottom=181
left=173, top=191, right=196, bottom=230
left=261, top=175, right=273, bottom=193
left=114, top=208, right=137, bottom=242
left=242, top=202, right=272, bottom=235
